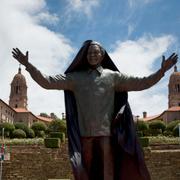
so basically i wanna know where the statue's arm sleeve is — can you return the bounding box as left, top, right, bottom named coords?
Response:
left=25, top=63, right=74, bottom=90
left=114, top=69, right=164, bottom=92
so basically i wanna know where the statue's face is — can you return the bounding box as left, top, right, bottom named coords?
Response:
left=87, top=44, right=103, bottom=67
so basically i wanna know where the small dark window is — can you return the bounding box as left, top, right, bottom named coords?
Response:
left=15, top=104, right=18, bottom=108
left=175, top=84, right=180, bottom=92
left=16, top=86, right=18, bottom=94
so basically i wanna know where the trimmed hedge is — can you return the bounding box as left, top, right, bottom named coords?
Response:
left=14, top=122, right=28, bottom=131
left=149, top=129, right=162, bottom=136
left=14, top=122, right=35, bottom=138
left=31, top=122, right=47, bottom=137
left=163, top=130, right=173, bottom=137
left=36, top=130, right=45, bottom=138
left=50, top=132, right=65, bottom=142
left=137, top=131, right=143, bottom=137
left=31, top=122, right=47, bottom=132
left=136, top=121, right=148, bottom=131
left=139, top=137, right=149, bottom=147
left=44, top=138, right=60, bottom=148
left=26, top=128, right=35, bottom=138
left=166, top=120, right=180, bottom=131
left=12, top=129, right=26, bottom=138
left=48, top=120, right=67, bottom=135
left=0, top=122, right=15, bottom=137
left=173, top=124, right=180, bottom=137
left=149, top=120, right=166, bottom=132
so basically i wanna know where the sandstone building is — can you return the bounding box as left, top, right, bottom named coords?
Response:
left=142, top=65, right=180, bottom=123
left=0, top=67, right=53, bottom=126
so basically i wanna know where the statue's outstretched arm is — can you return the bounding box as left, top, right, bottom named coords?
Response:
left=115, top=53, right=178, bottom=92
left=12, top=48, right=74, bottom=90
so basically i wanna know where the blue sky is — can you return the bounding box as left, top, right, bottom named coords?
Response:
left=46, top=0, right=180, bottom=50
left=0, top=0, right=180, bottom=118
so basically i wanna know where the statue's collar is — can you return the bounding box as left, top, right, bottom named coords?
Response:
left=88, top=66, right=103, bottom=75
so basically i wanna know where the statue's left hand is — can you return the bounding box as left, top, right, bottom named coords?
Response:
left=161, top=53, right=178, bottom=73
left=12, top=48, right=29, bottom=66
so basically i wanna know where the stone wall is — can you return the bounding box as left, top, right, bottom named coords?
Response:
left=146, top=149, right=180, bottom=180
left=2, top=143, right=73, bottom=180
left=2, top=143, right=180, bottom=180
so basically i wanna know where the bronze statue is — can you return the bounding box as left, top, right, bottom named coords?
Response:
left=12, top=40, right=178, bottom=180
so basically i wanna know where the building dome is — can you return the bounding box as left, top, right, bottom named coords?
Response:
left=9, top=67, right=28, bottom=109
left=168, top=65, right=180, bottom=107
left=11, top=67, right=27, bottom=86
left=170, top=65, right=180, bottom=77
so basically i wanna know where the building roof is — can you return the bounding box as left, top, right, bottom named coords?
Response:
left=13, top=107, right=53, bottom=123
left=166, top=106, right=180, bottom=112
left=140, top=114, right=161, bottom=122
left=0, top=99, right=16, bottom=113
left=37, top=115, right=53, bottom=122
left=141, top=106, right=180, bottom=122
left=14, top=108, right=30, bottom=113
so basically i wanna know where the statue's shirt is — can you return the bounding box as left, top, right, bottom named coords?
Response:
left=26, top=64, right=164, bottom=137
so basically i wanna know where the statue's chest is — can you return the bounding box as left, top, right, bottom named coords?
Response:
left=74, top=73, right=114, bottom=97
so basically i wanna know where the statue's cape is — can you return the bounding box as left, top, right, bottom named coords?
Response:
left=64, top=40, right=151, bottom=180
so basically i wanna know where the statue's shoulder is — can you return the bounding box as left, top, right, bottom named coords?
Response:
left=66, top=70, right=86, bottom=80
left=103, top=68, right=119, bottom=75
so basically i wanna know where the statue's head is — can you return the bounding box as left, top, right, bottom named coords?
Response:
left=83, top=40, right=105, bottom=68
left=65, top=40, right=118, bottom=74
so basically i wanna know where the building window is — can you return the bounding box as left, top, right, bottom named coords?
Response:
left=175, top=84, right=180, bottom=92
left=15, top=104, right=18, bottom=108
left=16, top=86, right=18, bottom=94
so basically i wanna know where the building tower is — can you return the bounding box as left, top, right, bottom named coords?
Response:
left=168, top=65, right=180, bottom=107
left=9, top=66, right=28, bottom=109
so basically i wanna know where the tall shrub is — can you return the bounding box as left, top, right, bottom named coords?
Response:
left=31, top=122, right=47, bottom=137
left=15, top=122, right=35, bottom=138
left=149, top=120, right=166, bottom=132
left=12, top=129, right=26, bottom=138
left=166, top=120, right=180, bottom=131
left=0, top=122, right=15, bottom=137
left=48, top=120, right=67, bottom=134
left=148, top=120, right=166, bottom=136
left=173, top=124, right=180, bottom=137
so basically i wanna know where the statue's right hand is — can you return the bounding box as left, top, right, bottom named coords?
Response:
left=12, top=48, right=29, bottom=66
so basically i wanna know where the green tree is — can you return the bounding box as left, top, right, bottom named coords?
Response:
left=136, top=121, right=149, bottom=136
left=48, top=120, right=67, bottom=134
left=136, top=121, right=148, bottom=131
left=50, top=112, right=58, bottom=120
left=39, top=113, right=49, bottom=118
left=0, top=122, right=15, bottom=137
left=173, top=124, right=180, bottom=137
left=14, top=122, right=35, bottom=138
left=12, top=129, right=26, bottom=138
left=26, top=128, right=35, bottom=138
left=31, top=122, right=47, bottom=137
left=149, top=120, right=166, bottom=132
left=166, top=120, right=180, bottom=131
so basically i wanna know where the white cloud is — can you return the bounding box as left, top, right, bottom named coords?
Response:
left=110, top=34, right=175, bottom=76
left=128, top=0, right=153, bottom=8
left=109, top=34, right=176, bottom=117
left=66, top=0, right=100, bottom=17
left=35, top=12, right=59, bottom=25
left=127, top=23, right=136, bottom=37
left=0, top=0, right=74, bottom=118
